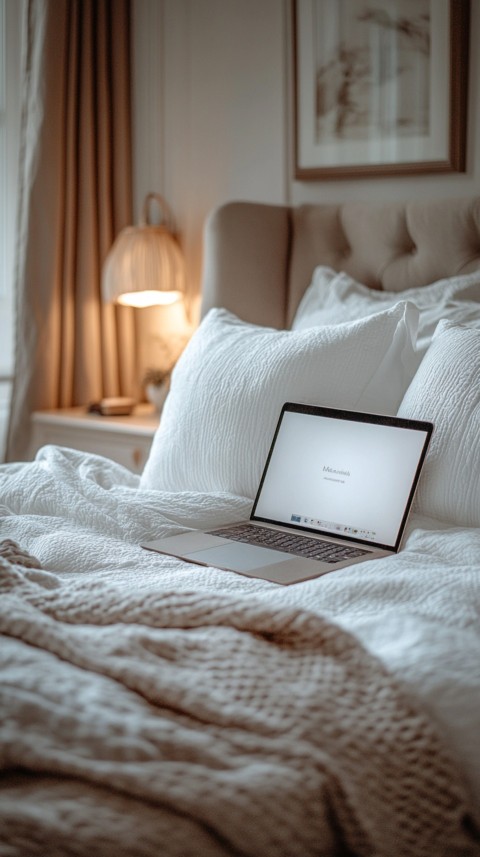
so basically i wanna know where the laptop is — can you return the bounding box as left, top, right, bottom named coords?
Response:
left=142, top=403, right=433, bottom=585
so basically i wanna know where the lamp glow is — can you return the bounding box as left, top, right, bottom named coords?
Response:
left=116, top=290, right=182, bottom=308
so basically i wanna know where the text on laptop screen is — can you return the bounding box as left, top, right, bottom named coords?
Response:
left=252, top=409, right=430, bottom=549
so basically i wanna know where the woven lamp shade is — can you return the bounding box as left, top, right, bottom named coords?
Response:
left=102, top=193, right=185, bottom=307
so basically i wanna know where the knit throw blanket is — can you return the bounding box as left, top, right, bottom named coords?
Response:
left=0, top=561, right=478, bottom=857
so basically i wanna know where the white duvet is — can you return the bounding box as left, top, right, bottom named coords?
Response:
left=1, top=444, right=480, bottom=822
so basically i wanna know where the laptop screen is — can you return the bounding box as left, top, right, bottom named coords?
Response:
left=251, top=404, right=432, bottom=552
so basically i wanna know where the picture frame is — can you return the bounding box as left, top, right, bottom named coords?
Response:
left=293, top=0, right=470, bottom=179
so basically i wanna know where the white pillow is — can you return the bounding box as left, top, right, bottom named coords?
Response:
left=141, top=305, right=418, bottom=497
left=397, top=321, right=480, bottom=528
left=292, top=266, right=480, bottom=356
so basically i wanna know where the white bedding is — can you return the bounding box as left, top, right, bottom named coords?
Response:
left=1, top=443, right=480, bottom=835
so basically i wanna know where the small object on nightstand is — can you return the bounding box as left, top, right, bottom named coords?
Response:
left=143, top=368, right=172, bottom=413
left=145, top=381, right=169, bottom=413
left=88, top=397, right=136, bottom=416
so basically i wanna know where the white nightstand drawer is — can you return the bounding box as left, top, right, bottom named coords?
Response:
left=31, top=405, right=159, bottom=474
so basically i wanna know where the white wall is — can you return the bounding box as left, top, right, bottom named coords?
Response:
left=133, top=0, right=480, bottom=316
left=133, top=0, right=288, bottom=319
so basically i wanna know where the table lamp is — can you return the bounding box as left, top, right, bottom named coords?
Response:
left=102, top=193, right=185, bottom=307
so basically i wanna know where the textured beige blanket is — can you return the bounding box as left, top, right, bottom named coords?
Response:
left=0, top=560, right=478, bottom=857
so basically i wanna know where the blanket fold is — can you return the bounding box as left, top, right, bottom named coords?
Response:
left=0, top=539, right=41, bottom=568
left=0, top=562, right=478, bottom=857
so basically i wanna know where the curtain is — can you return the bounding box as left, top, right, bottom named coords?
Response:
left=6, top=0, right=136, bottom=461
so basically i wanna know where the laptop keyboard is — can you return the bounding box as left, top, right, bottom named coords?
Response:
left=208, top=524, right=371, bottom=564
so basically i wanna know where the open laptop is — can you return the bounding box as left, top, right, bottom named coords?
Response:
left=143, top=403, right=433, bottom=585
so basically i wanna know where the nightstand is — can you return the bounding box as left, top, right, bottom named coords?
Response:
left=31, top=404, right=159, bottom=474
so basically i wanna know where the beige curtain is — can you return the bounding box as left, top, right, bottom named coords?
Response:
left=6, top=0, right=136, bottom=461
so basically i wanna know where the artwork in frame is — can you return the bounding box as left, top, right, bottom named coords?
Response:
left=293, top=0, right=469, bottom=179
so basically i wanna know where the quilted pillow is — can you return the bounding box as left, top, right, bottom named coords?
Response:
left=292, top=267, right=480, bottom=357
left=140, top=305, right=418, bottom=497
left=397, top=321, right=480, bottom=527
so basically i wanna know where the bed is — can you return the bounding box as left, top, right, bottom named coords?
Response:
left=1, top=195, right=480, bottom=856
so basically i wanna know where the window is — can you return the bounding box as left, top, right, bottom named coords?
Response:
left=0, top=0, right=22, bottom=457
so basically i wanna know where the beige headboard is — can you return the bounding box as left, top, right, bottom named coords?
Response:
left=201, top=197, right=480, bottom=329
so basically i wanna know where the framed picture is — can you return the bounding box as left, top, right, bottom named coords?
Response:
left=293, top=0, right=469, bottom=179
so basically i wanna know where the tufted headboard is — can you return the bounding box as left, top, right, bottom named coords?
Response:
left=201, top=197, right=480, bottom=329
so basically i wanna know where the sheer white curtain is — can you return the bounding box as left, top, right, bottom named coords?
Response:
left=0, top=0, right=22, bottom=460
left=6, top=0, right=136, bottom=461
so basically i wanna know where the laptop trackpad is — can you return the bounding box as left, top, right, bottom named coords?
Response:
left=184, top=543, right=290, bottom=572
